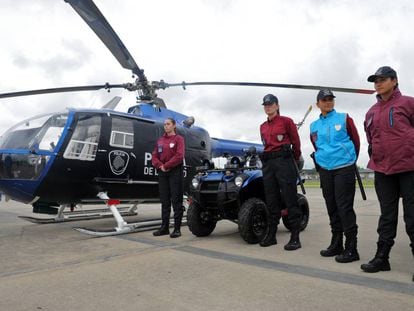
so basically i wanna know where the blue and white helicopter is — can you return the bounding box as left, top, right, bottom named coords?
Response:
left=0, top=0, right=374, bottom=236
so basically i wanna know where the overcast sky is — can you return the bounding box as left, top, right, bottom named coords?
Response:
left=1, top=0, right=414, bottom=168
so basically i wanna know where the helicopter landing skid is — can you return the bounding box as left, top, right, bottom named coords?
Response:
left=74, top=216, right=187, bottom=237
left=74, top=219, right=163, bottom=237
left=19, top=204, right=138, bottom=224
left=73, top=192, right=187, bottom=237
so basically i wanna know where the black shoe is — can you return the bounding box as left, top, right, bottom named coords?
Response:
left=153, top=227, right=169, bottom=236
left=361, top=257, right=391, bottom=273
left=170, top=229, right=181, bottom=238
left=320, top=232, right=343, bottom=257
left=259, top=236, right=277, bottom=247
left=335, top=249, right=360, bottom=263
left=320, top=246, right=344, bottom=257
left=284, top=232, right=301, bottom=251
left=284, top=239, right=301, bottom=251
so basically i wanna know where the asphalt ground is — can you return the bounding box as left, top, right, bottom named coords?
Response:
left=0, top=187, right=413, bottom=311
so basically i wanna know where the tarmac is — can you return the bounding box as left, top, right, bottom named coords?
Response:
left=0, top=187, right=413, bottom=311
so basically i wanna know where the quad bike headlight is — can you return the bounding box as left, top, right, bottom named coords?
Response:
left=191, top=177, right=200, bottom=189
left=234, top=176, right=244, bottom=187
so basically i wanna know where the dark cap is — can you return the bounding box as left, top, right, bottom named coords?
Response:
left=262, top=94, right=278, bottom=105
left=316, top=89, right=336, bottom=101
left=367, top=66, right=397, bottom=82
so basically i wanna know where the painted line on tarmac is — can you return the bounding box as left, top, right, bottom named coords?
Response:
left=175, top=245, right=414, bottom=295
left=117, top=235, right=414, bottom=295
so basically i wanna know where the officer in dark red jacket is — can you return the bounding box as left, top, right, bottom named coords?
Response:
left=259, top=94, right=303, bottom=250
left=152, top=118, right=185, bottom=238
left=361, top=66, right=414, bottom=277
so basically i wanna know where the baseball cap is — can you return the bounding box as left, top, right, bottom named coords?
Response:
left=367, top=66, right=397, bottom=82
left=262, top=94, right=278, bottom=105
left=316, top=89, right=336, bottom=101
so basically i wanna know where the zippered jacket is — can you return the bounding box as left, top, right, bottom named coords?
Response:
left=260, top=114, right=301, bottom=161
left=152, top=133, right=185, bottom=171
left=310, top=109, right=359, bottom=170
left=364, top=88, right=414, bottom=174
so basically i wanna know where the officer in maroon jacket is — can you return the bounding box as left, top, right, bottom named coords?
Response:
left=259, top=94, right=303, bottom=250
left=152, top=118, right=185, bottom=238
left=361, top=66, right=414, bottom=277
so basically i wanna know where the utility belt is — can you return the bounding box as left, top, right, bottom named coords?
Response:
left=259, top=150, right=291, bottom=161
left=318, top=164, right=354, bottom=173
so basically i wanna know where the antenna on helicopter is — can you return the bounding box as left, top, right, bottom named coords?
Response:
left=296, top=105, right=313, bottom=130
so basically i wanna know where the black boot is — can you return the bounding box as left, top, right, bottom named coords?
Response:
left=335, top=231, right=359, bottom=263
left=260, top=224, right=277, bottom=247
left=361, top=242, right=391, bottom=272
left=170, top=229, right=181, bottom=238
left=170, top=219, right=182, bottom=238
left=320, top=232, right=344, bottom=257
left=284, top=230, right=301, bottom=251
left=153, top=222, right=170, bottom=236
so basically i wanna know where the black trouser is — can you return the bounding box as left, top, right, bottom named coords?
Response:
left=319, top=165, right=358, bottom=234
left=158, top=165, right=184, bottom=226
left=374, top=171, right=414, bottom=248
left=262, top=157, right=301, bottom=229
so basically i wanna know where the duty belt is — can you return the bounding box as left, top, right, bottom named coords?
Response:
left=259, top=150, right=285, bottom=161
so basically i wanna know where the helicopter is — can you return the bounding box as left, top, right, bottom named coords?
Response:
left=0, top=0, right=375, bottom=236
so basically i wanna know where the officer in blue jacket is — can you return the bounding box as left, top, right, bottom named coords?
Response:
left=310, top=89, right=360, bottom=263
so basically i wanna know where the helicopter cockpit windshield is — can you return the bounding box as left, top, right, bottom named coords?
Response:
left=0, top=113, right=68, bottom=180
left=0, top=113, right=68, bottom=151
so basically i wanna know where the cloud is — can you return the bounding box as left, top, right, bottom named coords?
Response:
left=2, top=0, right=414, bottom=170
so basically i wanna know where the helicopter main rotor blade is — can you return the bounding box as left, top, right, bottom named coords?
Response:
left=0, top=84, right=127, bottom=99
left=64, top=0, right=146, bottom=82
left=163, top=81, right=375, bottom=95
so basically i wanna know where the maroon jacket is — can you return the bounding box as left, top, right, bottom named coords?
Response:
left=260, top=114, right=301, bottom=160
left=364, top=88, right=414, bottom=174
left=152, top=133, right=185, bottom=171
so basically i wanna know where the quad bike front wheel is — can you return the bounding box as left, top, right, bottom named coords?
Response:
left=238, top=197, right=269, bottom=244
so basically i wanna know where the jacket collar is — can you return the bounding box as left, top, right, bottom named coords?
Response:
left=376, top=87, right=401, bottom=103
left=320, top=109, right=336, bottom=119
left=163, top=132, right=176, bottom=138
left=267, top=114, right=280, bottom=123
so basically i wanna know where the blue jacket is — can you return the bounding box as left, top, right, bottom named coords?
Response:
left=310, top=109, right=357, bottom=170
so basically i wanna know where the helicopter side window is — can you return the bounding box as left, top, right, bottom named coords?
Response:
left=36, top=114, right=68, bottom=151
left=63, top=115, right=101, bottom=161
left=109, top=117, right=134, bottom=149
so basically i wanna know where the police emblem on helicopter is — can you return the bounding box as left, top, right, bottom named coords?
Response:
left=109, top=150, right=130, bottom=175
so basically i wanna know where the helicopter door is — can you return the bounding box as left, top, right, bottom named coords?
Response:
left=63, top=114, right=101, bottom=162
left=95, top=115, right=136, bottom=181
